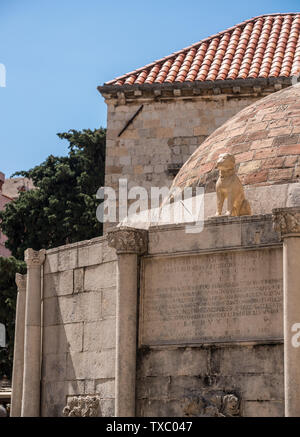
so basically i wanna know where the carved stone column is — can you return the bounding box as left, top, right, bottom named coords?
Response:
left=273, top=207, right=300, bottom=417
left=10, top=274, right=27, bottom=417
left=108, top=227, right=148, bottom=417
left=21, top=248, right=45, bottom=417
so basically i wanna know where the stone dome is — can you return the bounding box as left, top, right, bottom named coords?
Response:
left=172, top=83, right=300, bottom=194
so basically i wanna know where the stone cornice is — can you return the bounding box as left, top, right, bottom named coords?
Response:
left=107, top=227, right=148, bottom=255
left=24, top=248, right=46, bottom=267
left=15, top=273, right=27, bottom=291
left=98, top=77, right=294, bottom=105
left=272, top=207, right=300, bottom=237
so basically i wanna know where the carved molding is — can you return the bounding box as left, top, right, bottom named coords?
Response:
left=183, top=392, right=240, bottom=417
left=24, top=248, right=46, bottom=267
left=272, top=207, right=300, bottom=237
left=62, top=396, right=100, bottom=417
left=107, top=227, right=148, bottom=254
left=15, top=273, right=27, bottom=291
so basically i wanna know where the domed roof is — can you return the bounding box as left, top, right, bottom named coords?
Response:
left=172, top=82, right=300, bottom=193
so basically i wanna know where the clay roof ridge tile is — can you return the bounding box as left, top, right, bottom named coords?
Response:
left=103, top=13, right=300, bottom=86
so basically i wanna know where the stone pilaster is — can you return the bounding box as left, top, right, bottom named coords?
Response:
left=108, top=227, right=148, bottom=417
left=10, top=273, right=27, bottom=417
left=21, top=248, right=45, bottom=417
left=273, top=207, right=300, bottom=417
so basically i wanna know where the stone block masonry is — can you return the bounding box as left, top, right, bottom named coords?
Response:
left=104, top=94, right=260, bottom=229
left=41, top=236, right=117, bottom=417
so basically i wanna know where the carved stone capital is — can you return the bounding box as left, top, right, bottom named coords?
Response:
left=15, top=273, right=27, bottom=291
left=24, top=248, right=46, bottom=267
left=107, top=227, right=148, bottom=255
left=272, top=207, right=300, bottom=237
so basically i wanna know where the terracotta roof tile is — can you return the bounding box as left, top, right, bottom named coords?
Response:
left=105, top=13, right=300, bottom=86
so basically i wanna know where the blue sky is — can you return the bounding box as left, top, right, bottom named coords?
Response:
left=0, top=0, right=299, bottom=177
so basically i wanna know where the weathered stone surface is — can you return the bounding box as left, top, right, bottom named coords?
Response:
left=66, top=350, right=115, bottom=380
left=42, top=353, right=67, bottom=382
left=100, top=399, right=114, bottom=417
left=83, top=319, right=116, bottom=351
left=84, top=262, right=116, bottom=291
left=44, top=252, right=59, bottom=274
left=136, top=342, right=284, bottom=417
left=102, top=287, right=116, bottom=318
left=41, top=381, right=67, bottom=417
left=43, top=291, right=103, bottom=326
left=137, top=348, right=209, bottom=377
left=240, top=217, right=280, bottom=246
left=43, top=270, right=73, bottom=298
left=78, top=243, right=102, bottom=267
left=287, top=182, right=300, bottom=207
left=137, top=399, right=186, bottom=417
left=140, top=248, right=283, bottom=345
left=74, top=268, right=84, bottom=293
left=58, top=248, right=77, bottom=272
left=95, top=379, right=115, bottom=399
left=242, top=400, right=284, bottom=417
left=43, top=323, right=83, bottom=355
left=67, top=380, right=85, bottom=396
left=210, top=344, right=284, bottom=375
left=148, top=214, right=281, bottom=255
left=148, top=222, right=242, bottom=254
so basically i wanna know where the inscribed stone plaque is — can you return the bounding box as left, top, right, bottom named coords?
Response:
left=140, top=249, right=283, bottom=345
left=0, top=323, right=5, bottom=347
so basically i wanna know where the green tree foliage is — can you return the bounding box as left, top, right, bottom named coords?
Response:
left=0, top=128, right=106, bottom=259
left=0, top=257, right=26, bottom=378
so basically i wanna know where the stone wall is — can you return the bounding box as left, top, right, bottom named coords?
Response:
left=136, top=343, right=284, bottom=417
left=41, top=236, right=117, bottom=417
left=136, top=215, right=284, bottom=417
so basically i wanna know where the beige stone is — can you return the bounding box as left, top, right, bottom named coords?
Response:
left=84, top=262, right=116, bottom=291
left=44, top=252, right=59, bottom=274
left=43, top=323, right=83, bottom=355
left=42, top=353, right=67, bottom=382
left=74, top=268, right=84, bottom=293
left=102, top=287, right=116, bottom=318
left=95, top=379, right=115, bottom=399
left=243, top=401, right=284, bottom=417
left=58, top=248, right=77, bottom=271
left=43, top=291, right=103, bottom=326
left=43, top=270, right=73, bottom=298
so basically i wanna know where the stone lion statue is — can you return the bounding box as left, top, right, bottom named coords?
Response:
left=215, top=153, right=251, bottom=217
